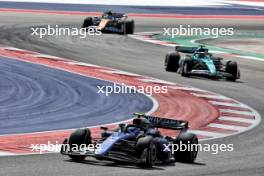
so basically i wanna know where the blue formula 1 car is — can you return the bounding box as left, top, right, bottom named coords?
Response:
left=60, top=113, right=198, bottom=168
left=165, top=45, right=240, bottom=81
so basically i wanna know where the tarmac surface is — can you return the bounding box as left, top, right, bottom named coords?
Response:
left=0, top=11, right=263, bottom=176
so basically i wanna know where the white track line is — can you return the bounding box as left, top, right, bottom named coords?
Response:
left=139, top=78, right=176, bottom=85
left=143, top=39, right=168, bottom=44
left=207, top=123, right=247, bottom=131
left=67, top=61, right=102, bottom=67
left=191, top=93, right=229, bottom=100
left=188, top=130, right=224, bottom=138
left=162, top=44, right=176, bottom=47
left=209, top=101, right=247, bottom=108
left=218, top=116, right=254, bottom=123
left=169, top=86, right=207, bottom=92
left=0, top=151, right=15, bottom=156
left=34, top=54, right=63, bottom=60
left=220, top=109, right=254, bottom=116
left=100, top=69, right=141, bottom=76
left=0, top=47, right=29, bottom=51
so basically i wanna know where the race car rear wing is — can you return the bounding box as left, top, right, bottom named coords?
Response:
left=134, top=113, right=189, bottom=130
left=175, top=46, right=208, bottom=53
left=102, top=12, right=128, bottom=19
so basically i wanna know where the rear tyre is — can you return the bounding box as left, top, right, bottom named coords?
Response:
left=68, top=128, right=92, bottom=161
left=181, top=61, right=191, bottom=77
left=82, top=17, right=93, bottom=28
left=165, top=52, right=180, bottom=72
left=136, top=136, right=157, bottom=168
left=226, top=61, right=238, bottom=82
left=173, top=133, right=198, bottom=163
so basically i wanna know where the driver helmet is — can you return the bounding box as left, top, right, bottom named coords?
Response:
left=197, top=45, right=207, bottom=53
left=105, top=11, right=113, bottom=19
left=133, top=117, right=150, bottom=128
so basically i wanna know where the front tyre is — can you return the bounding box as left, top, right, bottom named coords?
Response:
left=136, top=136, right=157, bottom=168
left=226, top=61, right=239, bottom=82
left=82, top=17, right=93, bottom=28
left=181, top=61, right=191, bottom=77
left=68, top=128, right=92, bottom=161
left=165, top=52, right=180, bottom=72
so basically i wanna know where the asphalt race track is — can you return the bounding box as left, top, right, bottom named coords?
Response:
left=0, top=10, right=264, bottom=176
